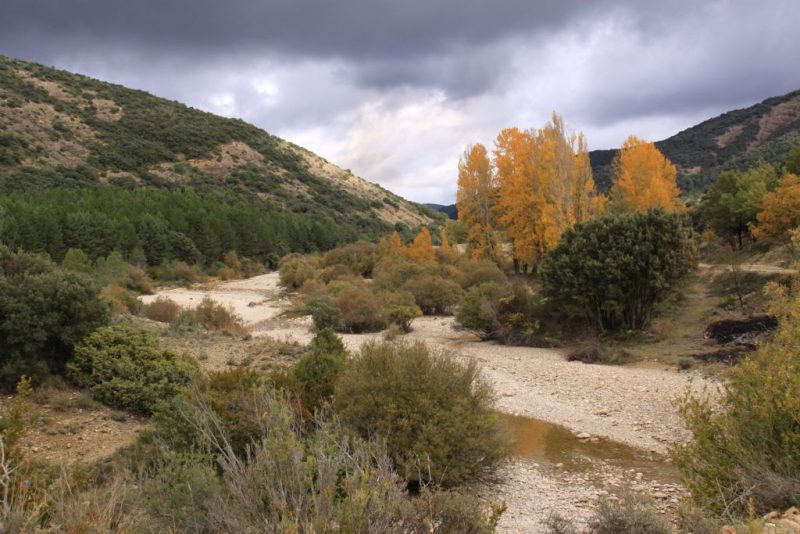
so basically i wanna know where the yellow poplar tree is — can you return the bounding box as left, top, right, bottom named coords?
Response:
left=610, top=135, right=681, bottom=212
left=456, top=143, right=497, bottom=259
left=379, top=231, right=407, bottom=258
left=751, top=173, right=800, bottom=241
left=493, top=114, right=604, bottom=269
left=408, top=227, right=435, bottom=263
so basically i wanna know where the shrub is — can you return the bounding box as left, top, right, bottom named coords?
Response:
left=457, top=282, right=558, bottom=346
left=100, top=284, right=142, bottom=315
left=279, top=253, right=319, bottom=289
left=456, top=258, right=507, bottom=290
left=672, top=280, right=800, bottom=515
left=306, top=295, right=343, bottom=331
left=318, top=263, right=356, bottom=283
left=67, top=325, right=198, bottom=415
left=333, top=340, right=507, bottom=486
left=320, top=241, right=379, bottom=277
left=193, top=296, right=246, bottom=333
left=372, top=257, right=425, bottom=291
left=382, top=290, right=422, bottom=332
left=0, top=246, right=110, bottom=390
left=157, top=260, right=205, bottom=286
left=334, top=283, right=386, bottom=333
left=142, top=296, right=182, bottom=323
left=456, top=282, right=510, bottom=340
left=164, top=388, right=502, bottom=532
left=541, top=209, right=697, bottom=332
left=293, top=329, right=347, bottom=412
left=403, top=274, right=463, bottom=315
left=586, top=491, right=671, bottom=534
left=566, top=345, right=638, bottom=365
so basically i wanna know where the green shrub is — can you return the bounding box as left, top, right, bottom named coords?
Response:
left=334, top=340, right=507, bottom=486
left=456, top=282, right=510, bottom=340
left=306, top=295, right=343, bottom=331
left=162, top=386, right=502, bottom=532
left=142, top=296, right=182, bottom=323
left=403, top=274, right=463, bottom=315
left=67, top=325, right=197, bottom=415
left=0, top=246, right=110, bottom=390
left=672, top=282, right=800, bottom=515
left=373, top=257, right=425, bottom=291
left=456, top=258, right=507, bottom=290
left=382, top=290, right=422, bottom=332
left=334, top=283, right=386, bottom=333
left=320, top=241, right=379, bottom=277
left=293, top=329, right=347, bottom=412
left=140, top=453, right=221, bottom=532
left=542, top=209, right=697, bottom=332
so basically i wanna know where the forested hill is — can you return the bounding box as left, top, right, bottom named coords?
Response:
left=590, top=89, right=800, bottom=194
left=0, top=54, right=434, bottom=237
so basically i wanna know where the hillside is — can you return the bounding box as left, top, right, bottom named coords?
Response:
left=425, top=203, right=458, bottom=220
left=0, top=55, right=434, bottom=236
left=590, top=89, right=800, bottom=194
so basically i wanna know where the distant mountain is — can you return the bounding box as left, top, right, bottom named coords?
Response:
left=426, top=203, right=458, bottom=220
left=590, top=89, right=800, bottom=195
left=0, top=54, right=434, bottom=236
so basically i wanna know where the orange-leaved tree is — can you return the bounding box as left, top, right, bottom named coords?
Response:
left=379, top=231, right=407, bottom=258
left=407, top=227, right=435, bottom=263
left=493, top=114, right=604, bottom=270
left=751, top=173, right=800, bottom=241
left=457, top=143, right=498, bottom=260
left=610, top=135, right=681, bottom=213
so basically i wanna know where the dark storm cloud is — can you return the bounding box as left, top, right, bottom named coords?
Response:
left=1, top=0, right=799, bottom=203
left=1, top=0, right=603, bottom=60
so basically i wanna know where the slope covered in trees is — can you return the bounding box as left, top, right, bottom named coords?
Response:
left=0, top=54, right=435, bottom=253
left=590, top=89, right=800, bottom=194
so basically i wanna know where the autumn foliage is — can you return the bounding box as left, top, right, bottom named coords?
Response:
left=610, top=135, right=681, bottom=213
left=456, top=143, right=498, bottom=259
left=751, top=173, right=800, bottom=241
left=407, top=227, right=435, bottom=264
left=456, top=114, right=604, bottom=270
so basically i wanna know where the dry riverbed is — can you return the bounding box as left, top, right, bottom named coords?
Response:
left=146, top=273, right=716, bottom=532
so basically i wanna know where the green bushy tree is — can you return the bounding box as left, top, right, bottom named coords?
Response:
left=541, top=209, right=697, bottom=332
left=334, top=340, right=506, bottom=487
left=293, top=329, right=348, bottom=412
left=0, top=246, right=109, bottom=389
left=701, top=165, right=777, bottom=248
left=67, top=325, right=197, bottom=415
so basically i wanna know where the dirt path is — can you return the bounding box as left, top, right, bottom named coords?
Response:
left=147, top=274, right=716, bottom=532
left=698, top=262, right=797, bottom=275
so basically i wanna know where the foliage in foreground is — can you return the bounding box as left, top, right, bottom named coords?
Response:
left=0, top=245, right=110, bottom=390
left=672, top=279, right=800, bottom=515
left=67, top=325, right=198, bottom=415
left=546, top=490, right=671, bottom=534
left=541, top=209, right=697, bottom=332
left=0, top=374, right=503, bottom=532
left=333, top=340, right=507, bottom=487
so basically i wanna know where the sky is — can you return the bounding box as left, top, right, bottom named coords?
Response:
left=2, top=1, right=799, bottom=204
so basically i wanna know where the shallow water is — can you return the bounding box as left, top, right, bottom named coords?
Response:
left=502, top=413, right=681, bottom=484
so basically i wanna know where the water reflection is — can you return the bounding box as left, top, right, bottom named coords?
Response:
left=501, top=413, right=681, bottom=484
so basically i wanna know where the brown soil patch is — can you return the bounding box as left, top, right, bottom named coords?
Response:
left=1, top=387, right=148, bottom=465
left=0, top=101, right=94, bottom=167
left=716, top=124, right=745, bottom=148
left=91, top=98, right=123, bottom=121
left=15, top=69, right=81, bottom=104
left=752, top=93, right=800, bottom=148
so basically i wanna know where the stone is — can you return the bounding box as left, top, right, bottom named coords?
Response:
left=576, top=432, right=591, bottom=440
